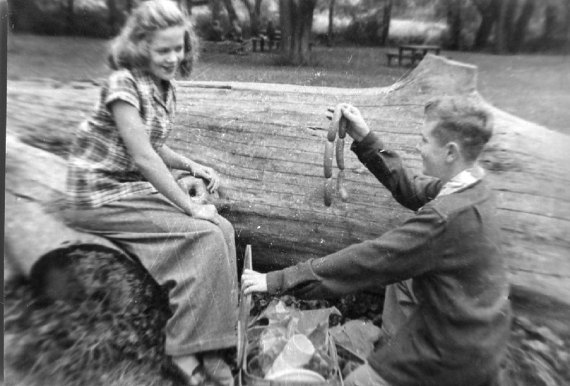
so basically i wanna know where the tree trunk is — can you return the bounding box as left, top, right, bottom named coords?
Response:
left=65, top=0, right=75, bottom=34
left=327, top=0, right=335, bottom=47
left=242, top=0, right=263, bottom=36
left=566, top=0, right=570, bottom=53
left=473, top=0, right=500, bottom=50
left=446, top=0, right=462, bottom=50
left=279, top=0, right=317, bottom=65
left=107, top=0, right=120, bottom=35
left=379, top=0, right=392, bottom=46
left=509, top=0, right=535, bottom=52
left=501, top=0, right=518, bottom=52
left=494, top=0, right=508, bottom=53
left=6, top=56, right=570, bottom=308
left=541, top=5, right=557, bottom=46
left=222, top=0, right=240, bottom=26
left=211, top=0, right=223, bottom=23
left=254, top=0, right=263, bottom=34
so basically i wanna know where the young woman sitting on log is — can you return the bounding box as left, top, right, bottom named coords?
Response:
left=61, top=2, right=236, bottom=385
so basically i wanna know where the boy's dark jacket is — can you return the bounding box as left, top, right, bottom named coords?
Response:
left=267, top=132, right=512, bottom=386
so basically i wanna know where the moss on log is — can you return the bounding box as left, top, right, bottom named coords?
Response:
left=6, top=55, right=570, bottom=307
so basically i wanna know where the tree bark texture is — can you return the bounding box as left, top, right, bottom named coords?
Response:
left=5, top=56, right=570, bottom=306
left=106, top=0, right=121, bottom=35
left=327, top=0, right=335, bottom=47
left=446, top=0, right=462, bottom=50
left=279, top=0, right=317, bottom=65
left=495, top=0, right=508, bottom=53
left=242, top=0, right=263, bottom=36
left=65, top=0, right=75, bottom=34
left=222, top=0, right=240, bottom=26
left=509, top=0, right=535, bottom=52
left=473, top=0, right=500, bottom=50
left=499, top=0, right=518, bottom=53
left=210, top=0, right=223, bottom=22
left=379, top=0, right=392, bottom=46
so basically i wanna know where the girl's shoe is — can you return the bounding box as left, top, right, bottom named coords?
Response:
left=202, top=354, right=234, bottom=386
left=171, top=354, right=204, bottom=386
left=187, top=367, right=206, bottom=386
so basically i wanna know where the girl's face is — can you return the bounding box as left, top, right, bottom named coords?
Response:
left=148, top=26, right=186, bottom=82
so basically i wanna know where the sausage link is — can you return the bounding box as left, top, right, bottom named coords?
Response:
left=324, top=177, right=334, bottom=207
left=338, top=116, right=347, bottom=139
left=324, top=140, right=334, bottom=178
left=335, top=138, right=345, bottom=170
left=327, top=104, right=342, bottom=142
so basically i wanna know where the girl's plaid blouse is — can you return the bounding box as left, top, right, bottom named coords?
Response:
left=66, top=69, right=176, bottom=208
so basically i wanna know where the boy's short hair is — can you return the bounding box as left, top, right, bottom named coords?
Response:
left=108, top=0, right=199, bottom=78
left=425, top=96, right=493, bottom=162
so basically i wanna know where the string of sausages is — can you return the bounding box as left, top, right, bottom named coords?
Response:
left=323, top=104, right=348, bottom=206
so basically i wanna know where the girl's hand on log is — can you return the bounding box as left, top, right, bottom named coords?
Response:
left=188, top=204, right=220, bottom=225
left=193, top=166, right=221, bottom=193
left=242, top=269, right=268, bottom=295
left=340, top=104, right=370, bottom=142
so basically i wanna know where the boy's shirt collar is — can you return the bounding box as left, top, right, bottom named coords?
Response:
left=437, top=165, right=485, bottom=198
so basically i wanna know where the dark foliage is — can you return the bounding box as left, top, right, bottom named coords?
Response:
left=343, top=11, right=386, bottom=46
left=7, top=0, right=116, bottom=38
left=5, top=244, right=569, bottom=385
left=4, top=244, right=178, bottom=386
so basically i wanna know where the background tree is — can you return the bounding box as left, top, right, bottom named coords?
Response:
left=107, top=0, right=121, bottom=35
left=327, top=0, right=335, bottom=47
left=222, top=0, right=240, bottom=26
left=541, top=4, right=557, bottom=46
left=210, top=0, right=241, bottom=34
left=242, top=0, right=263, bottom=36
left=472, top=0, right=500, bottom=50
left=339, top=0, right=392, bottom=46
left=379, top=0, right=392, bottom=46
left=279, top=0, right=317, bottom=65
left=445, top=0, right=463, bottom=50
left=566, top=0, right=570, bottom=52
left=65, top=0, right=75, bottom=35
left=494, top=0, right=507, bottom=52
left=473, top=0, right=538, bottom=53
left=211, top=0, right=224, bottom=23
left=508, top=0, right=535, bottom=52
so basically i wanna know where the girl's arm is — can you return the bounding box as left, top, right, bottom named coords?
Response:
left=112, top=101, right=219, bottom=224
left=157, top=145, right=220, bottom=193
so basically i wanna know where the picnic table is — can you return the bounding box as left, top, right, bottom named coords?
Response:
left=387, top=44, right=441, bottom=66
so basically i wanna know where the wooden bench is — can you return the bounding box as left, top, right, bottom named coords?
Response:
left=252, top=29, right=282, bottom=52
left=388, top=44, right=441, bottom=67
left=386, top=51, right=419, bottom=66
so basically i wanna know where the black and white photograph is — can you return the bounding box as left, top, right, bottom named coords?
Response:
left=3, top=0, right=570, bottom=385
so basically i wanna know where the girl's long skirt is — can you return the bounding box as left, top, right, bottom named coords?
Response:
left=61, top=191, right=238, bottom=357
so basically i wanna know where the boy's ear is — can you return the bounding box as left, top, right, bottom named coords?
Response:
left=445, top=142, right=461, bottom=162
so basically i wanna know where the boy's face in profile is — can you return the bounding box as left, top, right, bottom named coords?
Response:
left=417, top=118, right=449, bottom=180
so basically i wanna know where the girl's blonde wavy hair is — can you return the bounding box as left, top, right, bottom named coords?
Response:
left=108, top=0, right=199, bottom=78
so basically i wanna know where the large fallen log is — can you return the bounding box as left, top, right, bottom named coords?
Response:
left=6, top=55, right=570, bottom=307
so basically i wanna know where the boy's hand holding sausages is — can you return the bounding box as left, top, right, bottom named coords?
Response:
left=327, top=104, right=371, bottom=142
left=241, top=269, right=268, bottom=295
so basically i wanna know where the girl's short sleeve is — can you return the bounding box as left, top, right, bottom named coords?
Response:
left=105, top=70, right=140, bottom=111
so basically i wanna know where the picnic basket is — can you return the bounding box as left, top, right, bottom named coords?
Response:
left=237, top=245, right=344, bottom=386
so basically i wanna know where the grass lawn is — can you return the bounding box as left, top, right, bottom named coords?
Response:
left=7, top=33, right=570, bottom=134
